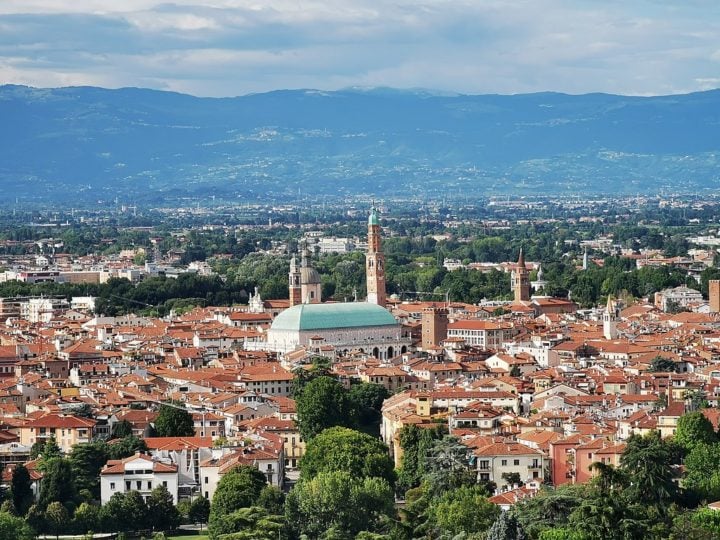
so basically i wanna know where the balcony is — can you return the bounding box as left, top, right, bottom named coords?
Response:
left=527, top=463, right=541, bottom=469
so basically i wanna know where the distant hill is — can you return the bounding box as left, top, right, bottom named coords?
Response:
left=1, top=85, right=719, bottom=204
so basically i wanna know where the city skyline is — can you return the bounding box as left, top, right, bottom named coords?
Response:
left=0, top=0, right=718, bottom=97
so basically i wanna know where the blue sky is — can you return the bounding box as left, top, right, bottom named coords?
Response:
left=0, top=1, right=718, bottom=97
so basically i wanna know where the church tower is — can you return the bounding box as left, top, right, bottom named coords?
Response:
left=366, top=206, right=387, bottom=307
left=603, top=296, right=619, bottom=340
left=289, top=254, right=302, bottom=307
left=511, top=248, right=531, bottom=302
left=300, top=242, right=322, bottom=304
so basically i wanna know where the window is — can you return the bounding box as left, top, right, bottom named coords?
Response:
left=163, top=481, right=167, bottom=487
left=147, top=481, right=152, bottom=490
left=110, top=482, right=116, bottom=490
left=126, top=481, right=131, bottom=490
left=501, top=459, right=507, bottom=466
left=136, top=481, right=141, bottom=490
left=205, top=477, right=209, bottom=484
left=514, top=459, right=520, bottom=466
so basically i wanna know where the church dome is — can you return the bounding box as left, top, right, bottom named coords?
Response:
left=271, top=302, right=397, bottom=331
left=300, top=267, right=321, bottom=284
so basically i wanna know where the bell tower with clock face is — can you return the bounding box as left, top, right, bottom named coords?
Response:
left=366, top=206, right=387, bottom=307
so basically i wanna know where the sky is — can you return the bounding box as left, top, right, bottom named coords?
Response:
left=0, top=1, right=718, bottom=97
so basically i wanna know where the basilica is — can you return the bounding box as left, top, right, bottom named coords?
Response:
left=265, top=207, right=411, bottom=359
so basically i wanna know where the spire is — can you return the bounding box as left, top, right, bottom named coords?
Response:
left=301, top=240, right=310, bottom=267
left=517, top=247, right=525, bottom=268
left=369, top=205, right=380, bottom=226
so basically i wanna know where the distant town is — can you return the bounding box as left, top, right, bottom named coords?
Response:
left=2, top=195, right=720, bottom=539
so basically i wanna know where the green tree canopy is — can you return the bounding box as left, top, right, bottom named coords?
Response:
left=348, top=382, right=390, bottom=432
left=154, top=402, right=196, bottom=437
left=72, top=502, right=101, bottom=535
left=285, top=471, right=395, bottom=539
left=110, top=420, right=134, bottom=439
left=10, top=464, right=34, bottom=516
left=649, top=356, right=678, bottom=373
left=684, top=442, right=720, bottom=502
left=147, top=485, right=181, bottom=531
left=515, top=484, right=586, bottom=538
left=300, top=426, right=395, bottom=486
left=619, top=431, right=679, bottom=509
left=0, top=511, right=35, bottom=540
left=675, top=412, right=717, bottom=453
left=486, top=512, right=527, bottom=540
left=45, top=501, right=70, bottom=539
left=209, top=465, right=268, bottom=537
left=107, top=435, right=148, bottom=460
left=69, top=441, right=109, bottom=499
left=208, top=506, right=284, bottom=540
left=189, top=495, right=211, bottom=525
left=396, top=424, right=446, bottom=494
left=295, top=376, right=357, bottom=441
left=426, top=485, right=499, bottom=538
left=38, top=458, right=77, bottom=509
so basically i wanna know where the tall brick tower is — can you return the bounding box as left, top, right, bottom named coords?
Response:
left=288, top=254, right=302, bottom=307
left=366, top=206, right=387, bottom=307
left=511, top=248, right=531, bottom=302
left=710, top=280, right=720, bottom=312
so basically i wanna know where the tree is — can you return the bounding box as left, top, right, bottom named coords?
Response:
left=209, top=465, right=268, bottom=534
left=649, top=356, right=678, bottom=373
left=423, top=436, right=476, bottom=497
left=684, top=442, right=720, bottom=502
left=295, top=376, right=357, bottom=441
left=99, top=492, right=126, bottom=532
left=37, top=437, right=62, bottom=466
left=515, top=484, right=586, bottom=538
left=0, top=511, right=35, bottom=540
left=122, top=490, right=149, bottom=531
left=39, top=458, right=77, bottom=509
left=501, top=472, right=522, bottom=488
left=111, top=420, right=134, bottom=439
left=285, top=471, right=395, bottom=539
left=487, top=512, right=527, bottom=540
left=348, top=382, right=390, bottom=432
left=10, top=464, right=34, bottom=516
left=45, top=501, right=70, bottom=539
left=208, top=506, right=284, bottom=540
left=675, top=412, right=717, bottom=453
left=258, top=485, right=285, bottom=515
left=291, top=357, right=332, bottom=397
left=73, top=502, right=101, bottom=535
left=300, top=427, right=395, bottom=485
left=619, top=431, right=678, bottom=508
left=154, top=402, right=195, bottom=437
left=147, top=485, right=180, bottom=531
left=69, top=441, right=109, bottom=499
left=426, top=485, right=499, bottom=538
left=189, top=495, right=211, bottom=526
left=107, top=435, right=148, bottom=459
left=396, top=424, right=446, bottom=494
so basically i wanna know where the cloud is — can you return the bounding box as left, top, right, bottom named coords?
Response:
left=0, top=1, right=718, bottom=96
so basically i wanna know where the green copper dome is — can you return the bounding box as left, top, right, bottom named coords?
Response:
left=368, top=207, right=380, bottom=226
left=271, top=303, right=397, bottom=331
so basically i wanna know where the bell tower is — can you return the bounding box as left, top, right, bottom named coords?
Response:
left=366, top=206, right=387, bottom=307
left=289, top=254, right=301, bottom=307
left=511, top=248, right=530, bottom=302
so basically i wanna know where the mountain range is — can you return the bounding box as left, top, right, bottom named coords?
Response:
left=1, top=84, right=719, bottom=205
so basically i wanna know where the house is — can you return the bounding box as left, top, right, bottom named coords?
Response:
left=19, top=414, right=97, bottom=453
left=474, top=441, right=546, bottom=489
left=100, top=453, right=179, bottom=504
